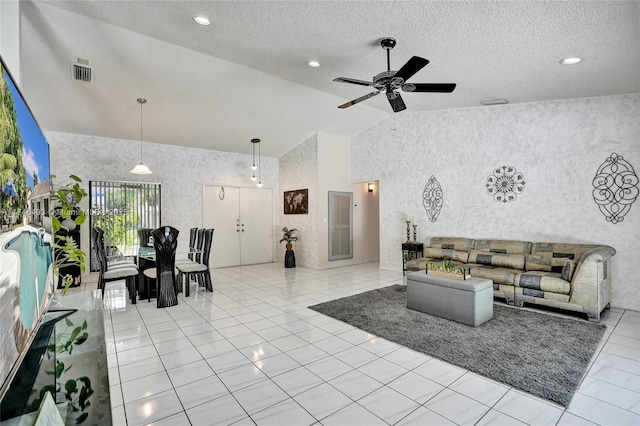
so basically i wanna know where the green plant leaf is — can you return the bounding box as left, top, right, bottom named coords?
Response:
left=65, top=379, right=77, bottom=394
left=75, top=332, right=89, bottom=345
left=75, top=412, right=89, bottom=424
left=82, top=320, right=87, bottom=330
left=55, top=361, right=65, bottom=378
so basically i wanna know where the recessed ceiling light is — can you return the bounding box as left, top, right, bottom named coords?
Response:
left=560, top=57, right=581, bottom=65
left=308, top=61, right=320, bottom=68
left=193, top=16, right=210, bottom=26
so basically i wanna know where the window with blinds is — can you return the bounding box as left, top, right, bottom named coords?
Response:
left=328, top=191, right=353, bottom=260
left=89, top=181, right=161, bottom=270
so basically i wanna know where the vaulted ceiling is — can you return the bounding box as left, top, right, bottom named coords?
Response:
left=18, top=1, right=640, bottom=158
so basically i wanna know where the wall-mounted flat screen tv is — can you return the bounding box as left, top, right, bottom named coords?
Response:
left=0, top=54, right=54, bottom=399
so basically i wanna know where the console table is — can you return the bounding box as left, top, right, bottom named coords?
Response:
left=402, top=242, right=423, bottom=273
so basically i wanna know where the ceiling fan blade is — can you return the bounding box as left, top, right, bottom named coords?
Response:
left=387, top=91, right=406, bottom=113
left=393, top=56, right=429, bottom=84
left=403, top=83, right=457, bottom=93
left=333, top=77, right=373, bottom=87
left=337, top=91, right=380, bottom=109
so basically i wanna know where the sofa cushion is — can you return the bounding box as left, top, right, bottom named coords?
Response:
left=468, top=250, right=525, bottom=269
left=531, top=242, right=614, bottom=261
left=525, top=255, right=572, bottom=273
left=561, top=259, right=578, bottom=281
left=473, top=239, right=533, bottom=254
left=428, top=237, right=475, bottom=251
left=468, top=265, right=519, bottom=286
left=514, top=272, right=571, bottom=294
left=424, top=247, right=469, bottom=263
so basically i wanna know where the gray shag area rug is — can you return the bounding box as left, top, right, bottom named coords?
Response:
left=309, top=285, right=606, bottom=407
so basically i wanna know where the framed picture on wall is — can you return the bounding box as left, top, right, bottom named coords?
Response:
left=284, top=188, right=308, bottom=214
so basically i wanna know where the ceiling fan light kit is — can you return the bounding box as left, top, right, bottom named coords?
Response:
left=334, top=37, right=456, bottom=113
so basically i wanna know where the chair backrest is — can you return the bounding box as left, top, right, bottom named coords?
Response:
left=188, top=227, right=198, bottom=261
left=151, top=226, right=179, bottom=290
left=200, top=228, right=214, bottom=267
left=138, top=228, right=154, bottom=245
left=189, top=228, right=198, bottom=249
left=195, top=228, right=205, bottom=262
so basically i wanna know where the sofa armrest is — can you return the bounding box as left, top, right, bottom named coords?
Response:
left=569, top=247, right=615, bottom=318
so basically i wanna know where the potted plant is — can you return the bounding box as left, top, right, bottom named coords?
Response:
left=428, top=259, right=470, bottom=280
left=279, top=227, right=298, bottom=251
left=50, top=174, right=87, bottom=293
left=280, top=227, right=298, bottom=268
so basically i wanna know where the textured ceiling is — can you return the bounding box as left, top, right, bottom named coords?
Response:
left=18, top=1, right=640, bottom=158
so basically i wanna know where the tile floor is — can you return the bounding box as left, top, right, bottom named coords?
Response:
left=94, top=263, right=640, bottom=425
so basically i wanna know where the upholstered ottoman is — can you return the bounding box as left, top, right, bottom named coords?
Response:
left=406, top=272, right=494, bottom=326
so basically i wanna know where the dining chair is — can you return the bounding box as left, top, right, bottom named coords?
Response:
left=92, top=227, right=136, bottom=269
left=94, top=228, right=138, bottom=303
left=176, top=228, right=214, bottom=296
left=143, top=226, right=180, bottom=308
left=175, top=227, right=198, bottom=267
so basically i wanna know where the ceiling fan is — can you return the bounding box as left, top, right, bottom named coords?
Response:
left=334, top=37, right=456, bottom=113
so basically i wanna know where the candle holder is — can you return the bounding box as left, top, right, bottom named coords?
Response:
left=405, top=221, right=412, bottom=243
left=412, top=224, right=417, bottom=243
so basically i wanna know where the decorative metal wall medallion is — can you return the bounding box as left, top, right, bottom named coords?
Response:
left=422, top=175, right=443, bottom=222
left=486, top=166, right=526, bottom=203
left=592, top=152, right=638, bottom=224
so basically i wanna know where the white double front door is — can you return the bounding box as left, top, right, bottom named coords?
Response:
left=203, top=185, right=274, bottom=268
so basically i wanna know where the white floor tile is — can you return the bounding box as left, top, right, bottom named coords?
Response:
left=568, top=392, right=640, bottom=425
left=186, top=394, right=248, bottom=426
left=321, top=402, right=387, bottom=425
left=118, top=357, right=166, bottom=383
left=218, top=363, right=269, bottom=392
left=206, top=349, right=252, bottom=373
left=328, top=369, right=383, bottom=400
left=449, top=373, right=510, bottom=406
left=124, top=389, right=183, bottom=426
left=425, top=388, right=491, bottom=426
left=294, top=382, right=352, bottom=420
left=358, top=386, right=421, bottom=424
left=387, top=371, right=445, bottom=404
left=251, top=398, right=316, bottom=426
left=121, top=371, right=173, bottom=403
left=144, top=411, right=190, bottom=426
left=232, top=379, right=290, bottom=415
left=306, top=356, right=353, bottom=382
left=166, top=359, right=214, bottom=388
left=494, top=390, right=564, bottom=426
left=175, top=376, right=229, bottom=409
left=270, top=367, right=324, bottom=396
left=395, top=406, right=457, bottom=426
left=413, top=358, right=467, bottom=386
left=358, top=357, right=408, bottom=384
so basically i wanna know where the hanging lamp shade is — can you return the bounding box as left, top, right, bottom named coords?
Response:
left=131, top=98, right=153, bottom=175
left=130, top=163, right=153, bottom=175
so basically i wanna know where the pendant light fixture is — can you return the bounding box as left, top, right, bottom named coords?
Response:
left=250, top=138, right=259, bottom=182
left=256, top=139, right=263, bottom=188
left=130, top=98, right=153, bottom=175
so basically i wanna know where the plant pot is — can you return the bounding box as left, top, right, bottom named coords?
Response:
left=426, top=269, right=470, bottom=280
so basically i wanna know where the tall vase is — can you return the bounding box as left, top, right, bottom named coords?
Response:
left=285, top=244, right=296, bottom=268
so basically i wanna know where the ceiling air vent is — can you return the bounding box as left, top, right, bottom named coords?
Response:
left=71, top=58, right=92, bottom=83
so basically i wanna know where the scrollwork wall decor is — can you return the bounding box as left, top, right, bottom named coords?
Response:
left=422, top=175, right=443, bottom=222
left=592, top=152, right=638, bottom=224
left=486, top=166, right=526, bottom=203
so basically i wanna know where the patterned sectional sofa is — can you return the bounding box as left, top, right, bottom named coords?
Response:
left=405, top=237, right=616, bottom=322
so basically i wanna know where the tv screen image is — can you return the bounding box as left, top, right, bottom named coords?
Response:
left=0, top=55, right=54, bottom=397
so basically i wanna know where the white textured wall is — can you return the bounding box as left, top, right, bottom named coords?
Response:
left=278, top=134, right=318, bottom=268
left=47, top=132, right=279, bottom=262
left=352, top=94, right=640, bottom=311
